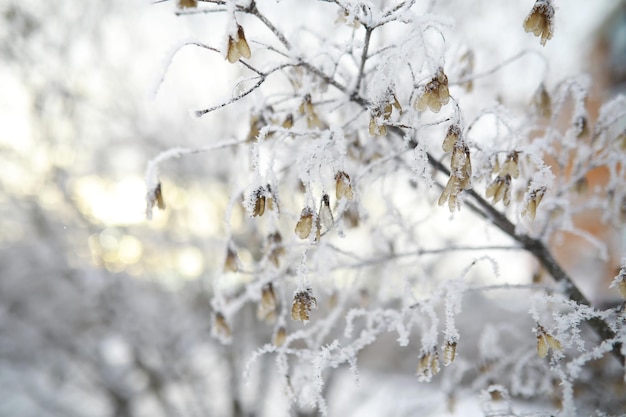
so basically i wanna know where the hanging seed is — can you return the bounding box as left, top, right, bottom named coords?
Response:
left=522, top=187, right=546, bottom=220
left=273, top=326, right=287, bottom=346
left=438, top=176, right=461, bottom=212
left=291, top=289, right=317, bottom=322
left=574, top=115, right=589, bottom=138
left=298, top=94, right=323, bottom=129
left=443, top=341, right=457, bottom=366
left=523, top=0, right=555, bottom=46
left=443, top=124, right=461, bottom=153
left=295, top=207, right=315, bottom=239
left=537, top=334, right=549, bottom=358
left=213, top=312, right=231, bottom=340
left=430, top=351, right=440, bottom=376
left=532, top=83, right=552, bottom=118
left=257, top=283, right=277, bottom=321
left=486, top=175, right=512, bottom=205
left=154, top=183, right=166, bottom=210
left=318, top=194, right=334, bottom=232
left=459, top=50, right=475, bottom=92
left=415, top=68, right=450, bottom=113
left=177, top=0, right=197, bottom=8
left=335, top=171, right=354, bottom=201
left=252, top=187, right=266, bottom=217
left=282, top=113, right=294, bottom=129
left=227, top=24, right=251, bottom=63
left=500, top=151, right=520, bottom=179
left=267, top=232, right=285, bottom=267
left=223, top=246, right=239, bottom=272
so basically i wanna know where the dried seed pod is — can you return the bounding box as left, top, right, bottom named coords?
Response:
left=213, top=312, right=231, bottom=341
left=298, top=94, right=323, bottom=129
left=532, top=83, right=552, bottom=118
left=574, top=177, right=588, bottom=194
left=177, top=0, right=197, bottom=8
left=257, top=283, right=277, bottom=321
left=486, top=175, right=512, bottom=205
left=443, top=341, right=457, bottom=366
left=416, top=351, right=439, bottom=378
left=295, top=207, right=315, bottom=239
left=415, top=68, right=450, bottom=113
left=146, top=182, right=166, bottom=219
left=500, top=151, right=520, bottom=179
left=430, top=351, right=440, bottom=376
left=227, top=24, right=251, bottom=63
left=574, top=115, right=589, bottom=138
left=266, top=232, right=285, bottom=267
left=537, top=333, right=549, bottom=358
left=522, top=187, right=546, bottom=220
left=335, top=171, right=354, bottom=201
left=523, top=0, right=555, bottom=46
left=336, top=9, right=360, bottom=28
left=438, top=176, right=461, bottom=212
left=459, top=50, right=475, bottom=92
left=443, top=124, right=461, bottom=153
left=618, top=280, right=626, bottom=299
left=252, top=187, right=266, bottom=217
left=282, top=113, right=294, bottom=129
left=318, top=194, right=334, bottom=232
left=223, top=246, right=240, bottom=272
left=535, top=325, right=560, bottom=358
left=291, top=289, right=317, bottom=322
left=273, top=326, right=287, bottom=346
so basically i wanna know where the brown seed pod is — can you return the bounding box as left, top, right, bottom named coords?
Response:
left=295, top=207, right=315, bottom=239
left=318, top=194, right=334, bottom=232
left=227, top=24, right=251, bottom=63
left=335, top=171, right=354, bottom=201
left=273, top=326, right=287, bottom=346
left=291, top=289, right=317, bottom=322
left=523, top=0, right=555, bottom=46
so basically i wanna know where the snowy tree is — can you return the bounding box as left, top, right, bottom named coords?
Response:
left=2, top=0, right=626, bottom=416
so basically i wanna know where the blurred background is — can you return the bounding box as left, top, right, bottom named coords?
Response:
left=0, top=0, right=624, bottom=416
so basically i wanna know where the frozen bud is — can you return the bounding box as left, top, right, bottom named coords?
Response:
left=523, top=0, right=555, bottom=46
left=443, top=341, right=457, bottom=366
left=532, top=83, right=552, bottom=118
left=295, top=207, right=318, bottom=240
left=335, top=171, right=354, bottom=201
left=252, top=187, right=266, bottom=217
left=177, top=0, right=197, bottom=8
left=257, top=283, right=277, bottom=321
left=227, top=24, right=251, bottom=63
left=273, top=326, right=287, bottom=346
left=213, top=312, right=231, bottom=342
left=282, top=113, right=294, bottom=129
left=415, top=68, right=450, bottom=113
left=318, top=194, right=334, bottom=232
left=486, top=175, right=512, bottom=206
left=291, top=289, right=317, bottom=322
left=298, top=94, right=323, bottom=129
left=266, top=232, right=285, bottom=267
left=223, top=246, right=240, bottom=272
left=443, top=124, right=461, bottom=153
left=522, top=186, right=546, bottom=220
left=500, top=151, right=520, bottom=179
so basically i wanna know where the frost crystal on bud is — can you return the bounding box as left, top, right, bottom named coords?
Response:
left=500, top=151, right=520, bottom=179
left=318, top=194, right=334, bottom=232
left=227, top=24, right=251, bottom=63
left=522, top=187, right=546, bottom=220
left=291, top=289, right=317, bottom=322
left=415, top=68, right=450, bottom=113
left=295, top=207, right=319, bottom=240
left=523, top=0, right=555, bottom=46
left=443, top=341, right=457, bottom=366
left=335, top=171, right=354, bottom=201
left=486, top=175, right=512, bottom=206
left=273, top=326, right=287, bottom=346
left=532, top=83, right=552, bottom=118
left=443, top=124, right=461, bottom=153
left=257, top=283, right=277, bottom=322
